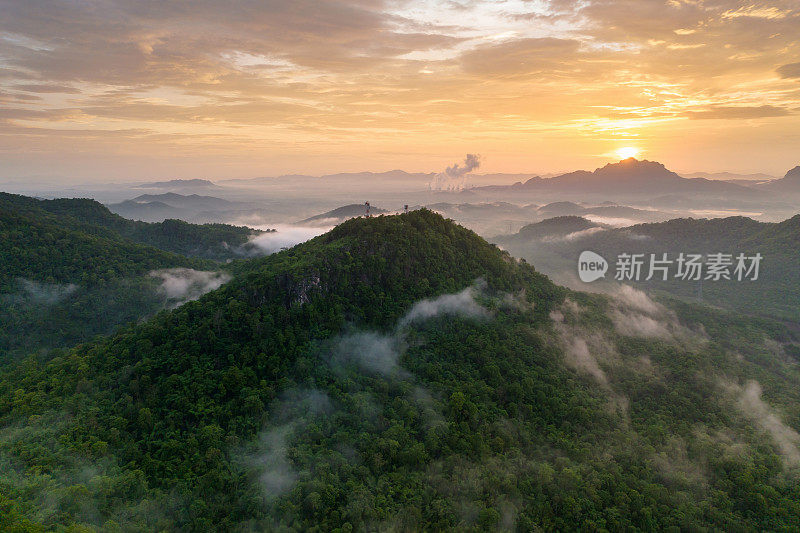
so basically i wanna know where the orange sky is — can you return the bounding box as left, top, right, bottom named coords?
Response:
left=1, top=0, right=799, bottom=180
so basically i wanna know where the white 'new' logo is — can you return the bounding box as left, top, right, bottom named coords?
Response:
left=578, top=251, right=608, bottom=282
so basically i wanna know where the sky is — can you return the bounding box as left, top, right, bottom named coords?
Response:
left=1, top=0, right=799, bottom=181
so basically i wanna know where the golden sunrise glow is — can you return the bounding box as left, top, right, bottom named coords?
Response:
left=0, top=1, right=798, bottom=179
left=616, top=147, right=641, bottom=160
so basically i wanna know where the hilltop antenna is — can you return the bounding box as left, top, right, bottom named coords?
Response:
left=365, top=201, right=371, bottom=218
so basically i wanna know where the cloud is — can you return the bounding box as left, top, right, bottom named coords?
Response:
left=604, top=285, right=705, bottom=344
left=150, top=268, right=231, bottom=305
left=246, top=424, right=298, bottom=499
left=721, top=5, right=791, bottom=20
left=1, top=0, right=800, bottom=178
left=459, top=37, right=581, bottom=77
left=683, top=105, right=792, bottom=120
left=606, top=285, right=677, bottom=339
left=244, top=225, right=329, bottom=255
left=11, top=83, right=81, bottom=94
left=777, top=62, right=800, bottom=79
left=610, top=309, right=673, bottom=339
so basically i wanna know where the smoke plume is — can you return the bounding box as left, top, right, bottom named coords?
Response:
left=430, top=154, right=481, bottom=191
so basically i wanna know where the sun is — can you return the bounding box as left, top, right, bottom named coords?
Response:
left=616, top=147, right=640, bottom=160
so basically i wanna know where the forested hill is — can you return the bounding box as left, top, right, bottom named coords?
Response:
left=0, top=192, right=260, bottom=261
left=495, top=214, right=800, bottom=321
left=0, top=192, right=243, bottom=360
left=2, top=209, right=800, bottom=531
left=0, top=196, right=210, bottom=290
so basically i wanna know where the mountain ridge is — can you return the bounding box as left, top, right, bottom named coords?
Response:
left=3, top=210, right=800, bottom=530
left=476, top=158, right=767, bottom=197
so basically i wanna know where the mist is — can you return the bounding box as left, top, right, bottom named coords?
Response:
left=398, top=283, right=491, bottom=329
left=737, top=381, right=800, bottom=466
left=541, top=227, right=606, bottom=243
left=150, top=268, right=231, bottom=305
left=10, top=279, right=78, bottom=306
left=330, top=281, right=497, bottom=378
left=244, top=225, right=331, bottom=255
left=332, top=331, right=407, bottom=377
left=550, top=301, right=611, bottom=385
left=237, top=389, right=332, bottom=502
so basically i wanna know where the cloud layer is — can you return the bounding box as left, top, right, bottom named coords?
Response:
left=1, top=0, right=799, bottom=177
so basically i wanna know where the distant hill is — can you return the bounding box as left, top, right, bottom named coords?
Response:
left=107, top=199, right=189, bottom=221
left=682, top=171, right=777, bottom=182
left=423, top=201, right=539, bottom=235
left=758, top=166, right=800, bottom=193
left=0, top=194, right=214, bottom=290
left=0, top=193, right=259, bottom=261
left=534, top=201, right=671, bottom=223
left=0, top=193, right=226, bottom=360
left=3, top=211, right=800, bottom=530
left=129, top=193, right=235, bottom=209
left=225, top=170, right=435, bottom=187
left=515, top=216, right=601, bottom=240
left=537, top=201, right=586, bottom=216
left=107, top=193, right=246, bottom=222
left=223, top=170, right=543, bottom=189
left=495, top=214, right=800, bottom=320
left=299, top=203, right=389, bottom=225
left=136, top=178, right=220, bottom=189
left=476, top=158, right=766, bottom=197
left=0, top=193, right=266, bottom=360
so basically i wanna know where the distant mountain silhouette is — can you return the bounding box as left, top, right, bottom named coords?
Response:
left=537, top=201, right=585, bottom=216
left=224, top=170, right=434, bottom=185
left=681, top=171, right=777, bottom=182
left=516, top=216, right=600, bottom=239
left=107, top=193, right=251, bottom=222
left=535, top=201, right=671, bottom=222
left=108, top=200, right=186, bottom=222
left=136, top=178, right=219, bottom=189
left=476, top=158, right=763, bottom=197
left=299, top=203, right=389, bottom=225
left=129, top=193, right=236, bottom=210
left=758, top=166, right=800, bottom=192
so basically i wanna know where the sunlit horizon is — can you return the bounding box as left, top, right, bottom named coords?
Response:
left=2, top=0, right=799, bottom=181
